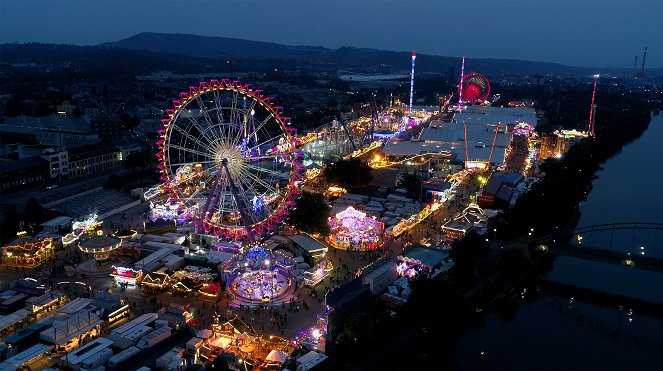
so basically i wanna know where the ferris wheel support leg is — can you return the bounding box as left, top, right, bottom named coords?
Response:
left=197, top=168, right=224, bottom=234
left=221, top=159, right=256, bottom=243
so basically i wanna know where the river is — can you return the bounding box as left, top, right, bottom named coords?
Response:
left=454, top=113, right=663, bottom=369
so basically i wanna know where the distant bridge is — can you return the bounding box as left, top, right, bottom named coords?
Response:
left=531, top=222, right=663, bottom=273
left=533, top=222, right=663, bottom=311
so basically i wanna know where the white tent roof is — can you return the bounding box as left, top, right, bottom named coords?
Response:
left=265, top=349, right=288, bottom=363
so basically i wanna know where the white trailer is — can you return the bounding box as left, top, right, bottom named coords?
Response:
left=137, top=326, right=171, bottom=350
left=108, top=346, right=140, bottom=368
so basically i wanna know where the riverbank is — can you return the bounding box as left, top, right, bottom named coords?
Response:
left=492, top=95, right=652, bottom=241
left=453, top=110, right=663, bottom=370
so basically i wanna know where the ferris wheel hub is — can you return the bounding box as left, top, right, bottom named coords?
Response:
left=212, top=144, right=244, bottom=178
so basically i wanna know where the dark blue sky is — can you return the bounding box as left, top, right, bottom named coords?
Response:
left=1, top=0, right=661, bottom=68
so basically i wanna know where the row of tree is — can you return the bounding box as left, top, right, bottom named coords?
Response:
left=0, top=197, right=47, bottom=243
left=493, top=92, right=652, bottom=240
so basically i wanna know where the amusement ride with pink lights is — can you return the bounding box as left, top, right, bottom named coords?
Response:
left=156, top=79, right=304, bottom=241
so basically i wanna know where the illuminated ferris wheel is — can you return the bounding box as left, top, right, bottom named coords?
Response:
left=157, top=80, right=303, bottom=240
left=459, top=72, right=490, bottom=104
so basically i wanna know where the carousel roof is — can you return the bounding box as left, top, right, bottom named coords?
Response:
left=79, top=235, right=121, bottom=250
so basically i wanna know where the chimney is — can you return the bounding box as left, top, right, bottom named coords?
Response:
left=640, top=47, right=648, bottom=76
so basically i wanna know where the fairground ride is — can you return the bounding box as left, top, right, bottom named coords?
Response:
left=157, top=80, right=304, bottom=242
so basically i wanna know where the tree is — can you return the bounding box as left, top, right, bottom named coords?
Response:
left=123, top=151, right=151, bottom=175
left=1, top=206, right=20, bottom=243
left=399, top=172, right=422, bottom=201
left=105, top=174, right=123, bottom=190
left=287, top=191, right=331, bottom=236
left=450, top=230, right=490, bottom=269
left=327, top=97, right=338, bottom=109
left=24, top=197, right=44, bottom=225
left=323, top=157, right=373, bottom=189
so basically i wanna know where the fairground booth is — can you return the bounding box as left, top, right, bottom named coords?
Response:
left=110, top=266, right=142, bottom=286
left=2, top=232, right=54, bottom=267
left=326, top=206, right=385, bottom=251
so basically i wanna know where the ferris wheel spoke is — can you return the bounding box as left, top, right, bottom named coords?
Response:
left=168, top=160, right=218, bottom=168
left=240, top=100, right=258, bottom=151
left=245, top=133, right=284, bottom=155
left=239, top=178, right=276, bottom=220
left=216, top=184, right=229, bottom=225
left=168, top=144, right=213, bottom=160
left=185, top=115, right=217, bottom=147
left=231, top=177, right=261, bottom=225
left=212, top=90, right=233, bottom=144
left=171, top=124, right=208, bottom=150
left=245, top=164, right=291, bottom=180
left=229, top=90, right=239, bottom=131
left=239, top=115, right=271, bottom=149
left=195, top=95, right=228, bottom=146
left=239, top=167, right=280, bottom=194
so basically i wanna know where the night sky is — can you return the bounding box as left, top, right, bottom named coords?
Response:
left=1, top=0, right=661, bottom=68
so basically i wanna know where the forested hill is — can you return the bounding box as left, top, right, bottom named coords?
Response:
left=100, top=32, right=594, bottom=76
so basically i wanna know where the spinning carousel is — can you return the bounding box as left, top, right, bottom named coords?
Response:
left=326, top=206, right=385, bottom=251
left=221, top=246, right=296, bottom=307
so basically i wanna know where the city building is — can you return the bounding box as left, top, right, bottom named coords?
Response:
left=111, top=137, right=144, bottom=161
left=1, top=144, right=69, bottom=179
left=0, top=157, right=49, bottom=192
left=67, top=143, right=122, bottom=178
left=1, top=114, right=99, bottom=147
left=134, top=118, right=162, bottom=142
left=56, top=100, right=78, bottom=116
left=90, top=115, right=124, bottom=142
left=40, top=147, right=69, bottom=178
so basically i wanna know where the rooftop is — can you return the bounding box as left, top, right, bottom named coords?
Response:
left=0, top=157, right=49, bottom=175
left=452, top=106, right=537, bottom=127
left=288, top=234, right=328, bottom=253
left=400, top=246, right=449, bottom=268
left=368, top=167, right=401, bottom=189
left=40, top=216, right=72, bottom=228
left=2, top=114, right=92, bottom=134
left=46, top=189, right=137, bottom=218
left=326, top=277, right=369, bottom=309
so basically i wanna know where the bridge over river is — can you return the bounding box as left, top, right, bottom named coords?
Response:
left=530, top=223, right=663, bottom=312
